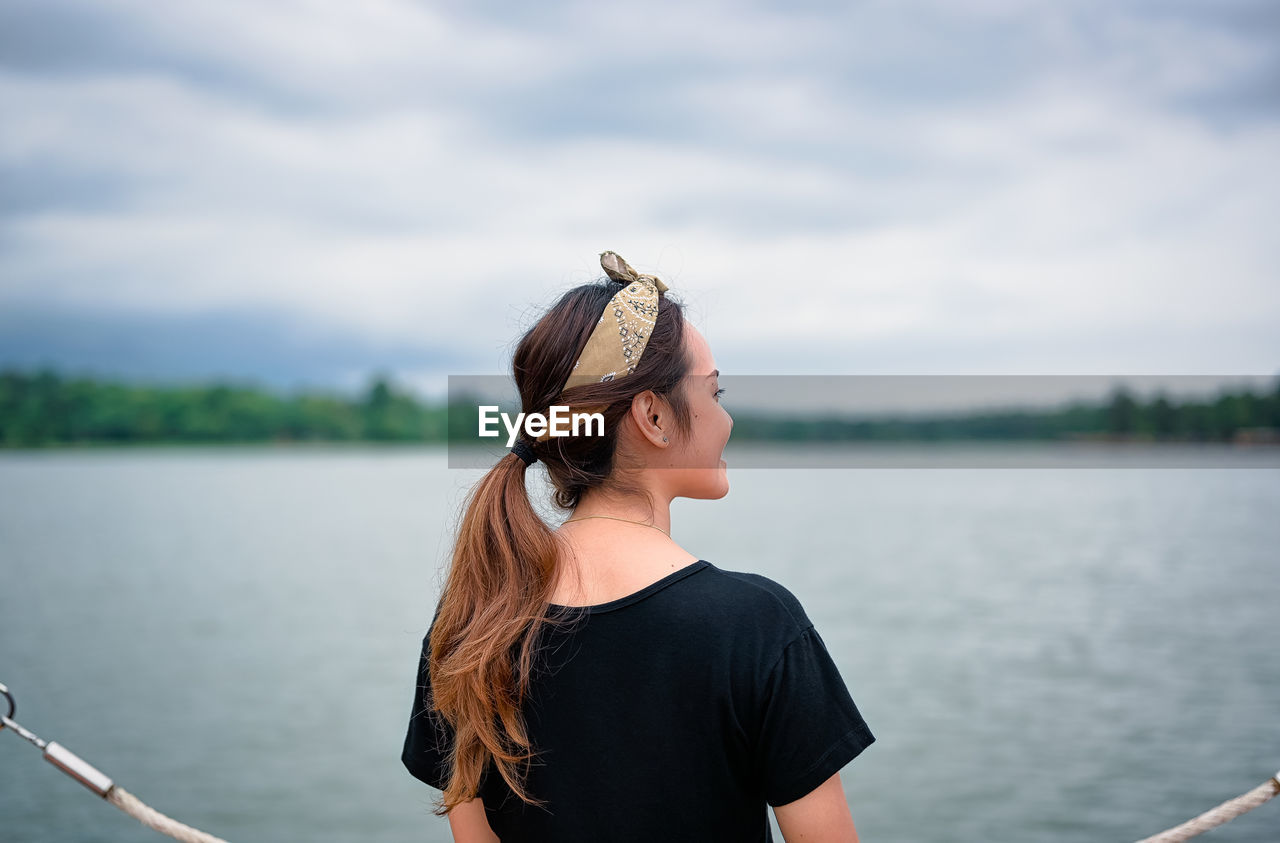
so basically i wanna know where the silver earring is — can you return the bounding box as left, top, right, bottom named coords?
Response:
left=662, top=436, right=668, bottom=443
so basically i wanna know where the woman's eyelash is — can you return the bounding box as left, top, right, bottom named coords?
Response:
left=713, top=388, right=726, bottom=401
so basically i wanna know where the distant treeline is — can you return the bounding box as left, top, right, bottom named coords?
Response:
left=0, top=369, right=445, bottom=446
left=3, top=368, right=1279, bottom=447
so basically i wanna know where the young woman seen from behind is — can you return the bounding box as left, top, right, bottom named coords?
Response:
left=403, top=252, right=875, bottom=842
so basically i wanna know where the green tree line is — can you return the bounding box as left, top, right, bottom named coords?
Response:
left=0, top=369, right=446, bottom=446
left=726, top=382, right=1280, bottom=443
left=2, top=368, right=1278, bottom=447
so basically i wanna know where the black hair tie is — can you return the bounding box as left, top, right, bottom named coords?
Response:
left=511, top=438, right=537, bottom=466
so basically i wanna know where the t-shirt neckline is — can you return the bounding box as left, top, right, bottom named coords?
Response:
left=548, top=559, right=711, bottom=615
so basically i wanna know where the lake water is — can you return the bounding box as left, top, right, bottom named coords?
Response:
left=1, top=445, right=1277, bottom=842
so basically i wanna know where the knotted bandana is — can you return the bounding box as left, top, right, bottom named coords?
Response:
left=534, top=251, right=670, bottom=443
left=563, top=251, right=669, bottom=389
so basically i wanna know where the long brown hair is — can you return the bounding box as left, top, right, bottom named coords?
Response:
left=428, top=278, right=693, bottom=814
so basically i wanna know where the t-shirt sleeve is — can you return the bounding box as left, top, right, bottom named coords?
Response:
left=400, top=632, right=455, bottom=791
left=755, top=625, right=876, bottom=807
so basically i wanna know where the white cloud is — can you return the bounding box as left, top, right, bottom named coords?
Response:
left=1, top=0, right=1276, bottom=382
left=78, top=0, right=566, bottom=106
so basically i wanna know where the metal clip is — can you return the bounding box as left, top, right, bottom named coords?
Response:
left=0, top=681, right=14, bottom=724
left=0, top=681, right=115, bottom=798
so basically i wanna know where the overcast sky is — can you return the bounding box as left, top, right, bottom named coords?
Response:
left=2, top=0, right=1277, bottom=403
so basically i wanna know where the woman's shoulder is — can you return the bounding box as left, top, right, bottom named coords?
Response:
left=682, top=561, right=815, bottom=641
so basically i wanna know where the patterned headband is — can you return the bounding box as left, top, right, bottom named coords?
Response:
left=533, top=251, right=670, bottom=443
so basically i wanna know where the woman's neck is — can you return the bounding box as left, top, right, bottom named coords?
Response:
left=568, top=490, right=673, bottom=535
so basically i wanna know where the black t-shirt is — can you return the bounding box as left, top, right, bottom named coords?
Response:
left=401, top=560, right=875, bottom=841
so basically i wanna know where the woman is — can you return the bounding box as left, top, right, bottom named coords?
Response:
left=403, top=253, right=875, bottom=841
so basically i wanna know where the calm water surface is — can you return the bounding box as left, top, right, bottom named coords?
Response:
left=1, top=445, right=1277, bottom=842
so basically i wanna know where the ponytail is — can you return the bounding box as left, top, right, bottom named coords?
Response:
left=428, top=449, right=560, bottom=813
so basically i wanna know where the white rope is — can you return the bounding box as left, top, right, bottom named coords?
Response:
left=106, top=786, right=231, bottom=843
left=8, top=679, right=1277, bottom=843
left=1135, top=772, right=1280, bottom=843
left=34, top=763, right=1280, bottom=843
left=60, top=765, right=1280, bottom=843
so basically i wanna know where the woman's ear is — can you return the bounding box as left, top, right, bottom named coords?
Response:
left=628, top=390, right=671, bottom=448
